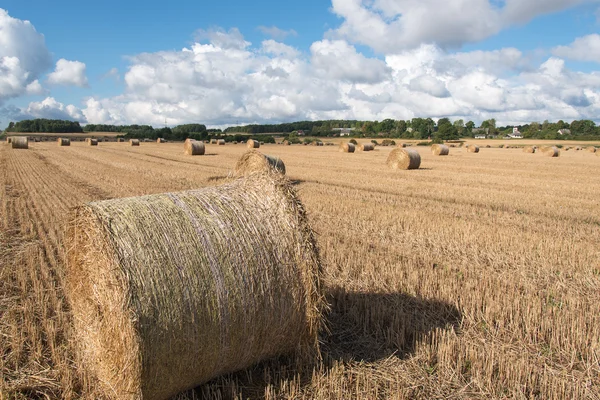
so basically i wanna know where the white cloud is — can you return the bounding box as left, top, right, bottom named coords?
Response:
left=1, top=97, right=84, bottom=121
left=0, top=9, right=52, bottom=104
left=552, top=34, right=600, bottom=63
left=258, top=26, right=298, bottom=40
left=330, top=0, right=596, bottom=52
left=47, top=59, right=89, bottom=87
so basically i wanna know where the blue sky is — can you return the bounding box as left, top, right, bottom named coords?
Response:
left=1, top=0, right=600, bottom=128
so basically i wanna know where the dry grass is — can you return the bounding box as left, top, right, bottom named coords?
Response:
left=1, top=142, right=599, bottom=399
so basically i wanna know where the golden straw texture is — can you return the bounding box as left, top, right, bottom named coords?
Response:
left=541, top=146, right=560, bottom=157
left=11, top=137, right=28, bottom=149
left=587, top=146, right=597, bottom=153
left=184, top=139, right=205, bottom=156
left=467, top=145, right=479, bottom=153
left=523, top=146, right=536, bottom=153
left=431, top=144, right=449, bottom=156
left=130, top=139, right=140, bottom=146
left=386, top=148, right=421, bottom=170
left=233, top=150, right=286, bottom=176
left=247, top=139, right=260, bottom=149
left=57, top=138, right=71, bottom=146
left=339, top=142, right=355, bottom=153
left=65, top=173, right=323, bottom=400
left=357, top=143, right=375, bottom=151
left=218, top=139, right=225, bottom=145
left=87, top=139, right=98, bottom=146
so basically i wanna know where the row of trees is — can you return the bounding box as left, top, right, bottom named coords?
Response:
left=6, top=119, right=84, bottom=133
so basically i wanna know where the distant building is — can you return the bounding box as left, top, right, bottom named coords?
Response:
left=473, top=127, right=489, bottom=139
left=332, top=127, right=355, bottom=137
left=557, top=129, right=571, bottom=135
left=508, top=127, right=523, bottom=139
left=297, top=130, right=305, bottom=136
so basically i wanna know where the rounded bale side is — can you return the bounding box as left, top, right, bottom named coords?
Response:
left=184, top=139, right=205, bottom=156
left=356, top=143, right=374, bottom=152
left=130, top=139, right=140, bottom=146
left=466, top=145, right=479, bottom=153
left=65, top=173, right=323, bottom=400
left=339, top=142, right=355, bottom=153
left=233, top=150, right=286, bottom=176
left=523, top=146, right=536, bottom=153
left=386, top=148, right=421, bottom=170
left=11, top=137, right=28, bottom=149
left=117, top=138, right=125, bottom=142
left=431, top=144, right=449, bottom=156
left=586, top=146, right=597, bottom=153
left=88, top=139, right=99, bottom=146
left=157, top=138, right=166, bottom=143
left=218, top=139, right=226, bottom=145
left=57, top=138, right=71, bottom=146
left=541, top=146, right=560, bottom=157
left=247, top=139, right=260, bottom=149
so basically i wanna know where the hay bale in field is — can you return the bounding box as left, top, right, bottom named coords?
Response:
left=401, top=143, right=407, bottom=148
left=218, top=139, right=226, bottom=145
left=467, top=145, right=479, bottom=153
left=586, top=146, right=597, bottom=153
left=247, top=139, right=260, bottom=149
left=386, top=148, right=421, bottom=170
left=184, top=139, right=205, bottom=156
left=339, top=142, right=355, bottom=153
left=11, top=137, right=28, bottom=149
left=65, top=173, right=322, bottom=400
left=316, top=141, right=324, bottom=146
left=57, top=138, right=71, bottom=146
left=157, top=138, right=166, bottom=143
left=130, top=139, right=140, bottom=146
left=117, top=138, right=125, bottom=142
left=233, top=150, right=286, bottom=176
left=541, top=146, right=560, bottom=157
left=282, top=140, right=291, bottom=146
left=357, top=143, right=374, bottom=151
left=431, top=144, right=449, bottom=156
left=210, top=139, right=217, bottom=144
left=575, top=146, right=582, bottom=151
left=87, top=139, right=99, bottom=146
left=485, top=145, right=491, bottom=148
left=523, top=146, right=536, bottom=153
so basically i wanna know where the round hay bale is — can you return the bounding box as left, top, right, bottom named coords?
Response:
left=233, top=150, right=286, bottom=176
left=88, top=138, right=99, bottom=146
left=401, top=143, right=407, bottom=148
left=65, top=173, right=323, bottom=400
left=431, top=144, right=449, bottom=156
left=523, top=146, right=536, bottom=153
left=541, top=146, right=560, bottom=157
left=485, top=145, right=491, bottom=148
left=117, top=138, right=125, bottom=142
left=575, top=146, right=582, bottom=151
left=467, top=145, right=479, bottom=153
left=282, top=140, right=290, bottom=146
left=11, top=137, right=28, bottom=149
left=247, top=139, right=260, bottom=149
left=316, top=141, right=324, bottom=147
left=210, top=139, right=217, bottom=144
left=586, top=146, right=597, bottom=153
left=57, top=138, right=71, bottom=146
left=218, top=139, right=226, bottom=145
left=184, top=139, right=205, bottom=156
left=157, top=138, right=166, bottom=143
left=130, top=139, right=140, bottom=146
left=339, top=142, right=355, bottom=153
left=357, top=143, right=375, bottom=152
left=386, top=148, right=421, bottom=170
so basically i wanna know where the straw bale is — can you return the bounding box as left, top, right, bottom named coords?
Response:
left=356, top=143, right=375, bottom=151
left=184, top=139, right=205, bottom=156
left=65, top=173, right=323, bottom=400
left=233, top=150, right=285, bottom=176
left=11, top=137, right=28, bottom=149
left=386, top=148, right=421, bottom=170
left=6, top=137, right=12, bottom=144
left=587, top=146, right=597, bottom=153
left=541, top=146, right=560, bottom=157
left=247, top=139, right=260, bottom=149
left=523, top=146, right=536, bottom=153
left=431, top=144, right=449, bottom=156
left=157, top=138, right=166, bottom=143
left=401, top=143, right=407, bottom=148
left=575, top=146, right=582, bottom=151
left=117, top=138, right=125, bottom=142
left=339, top=142, right=355, bottom=153
left=130, top=139, right=140, bottom=146
left=210, top=139, right=217, bottom=144
left=57, top=138, right=71, bottom=146
left=218, top=139, right=226, bottom=145
left=282, top=140, right=291, bottom=146
left=88, top=139, right=99, bottom=146
left=467, top=145, right=479, bottom=153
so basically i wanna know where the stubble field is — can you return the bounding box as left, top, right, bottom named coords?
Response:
left=1, top=141, right=599, bottom=399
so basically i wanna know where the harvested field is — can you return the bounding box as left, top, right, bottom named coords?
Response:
left=1, top=142, right=599, bottom=399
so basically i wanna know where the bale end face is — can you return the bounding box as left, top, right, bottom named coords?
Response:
left=11, top=137, right=28, bottom=149
left=247, top=139, right=260, bottom=149
left=387, top=148, right=421, bottom=170
left=58, top=138, right=71, bottom=146
left=184, top=139, right=206, bottom=156
left=431, top=144, right=449, bottom=156
left=466, top=145, right=479, bottom=153
left=339, top=142, right=355, bottom=153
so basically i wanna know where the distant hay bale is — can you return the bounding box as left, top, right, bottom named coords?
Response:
left=386, top=148, right=421, bottom=170
left=65, top=173, right=323, bottom=400
left=130, top=139, right=140, bottom=146
left=541, top=146, right=560, bottom=157
left=315, top=141, right=324, bottom=146
left=575, top=146, right=582, bottom=151
left=401, top=143, right=407, bottom=148
left=247, top=139, right=260, bottom=149
left=157, top=138, right=166, bottom=143
left=523, top=146, right=536, bottom=153
left=117, top=138, right=125, bottom=142
left=282, top=140, right=291, bottom=146
left=218, top=139, right=226, bottom=145
left=339, top=142, right=355, bottom=153
left=431, top=144, right=449, bottom=156
left=184, top=139, right=205, bottom=156
left=467, top=145, right=479, bottom=153
left=586, top=146, right=597, bottom=153
left=485, top=145, right=491, bottom=148
left=233, top=150, right=286, bottom=176
left=57, top=138, right=71, bottom=146
left=11, top=137, right=28, bottom=149
left=356, top=143, right=374, bottom=151
left=88, top=139, right=99, bottom=146
left=210, top=139, right=217, bottom=144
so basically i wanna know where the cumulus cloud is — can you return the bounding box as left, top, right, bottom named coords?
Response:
left=47, top=59, right=89, bottom=87
left=1, top=97, right=84, bottom=121
left=330, top=0, right=595, bottom=52
left=0, top=9, right=52, bottom=104
left=552, top=34, right=600, bottom=63
left=258, top=26, right=298, bottom=40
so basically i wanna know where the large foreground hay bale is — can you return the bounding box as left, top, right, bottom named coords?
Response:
left=11, top=137, right=28, bottom=149
left=339, top=142, right=355, bottom=153
left=233, top=150, right=286, bottom=176
left=386, top=148, right=421, bottom=170
left=587, top=146, right=597, bottom=153
left=66, top=173, right=323, bottom=400
left=57, top=138, right=71, bottom=146
left=523, top=146, right=536, bottom=153
left=431, top=144, right=449, bottom=156
left=184, top=139, right=205, bottom=156
left=247, top=139, right=260, bottom=149
left=218, top=139, right=225, bottom=145
left=466, top=145, right=479, bottom=153
left=130, top=139, right=140, bottom=146
left=541, top=146, right=560, bottom=157
left=87, top=138, right=99, bottom=146
left=357, top=143, right=374, bottom=151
